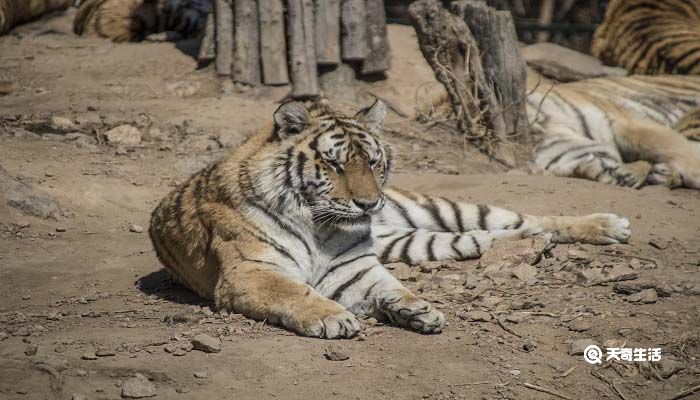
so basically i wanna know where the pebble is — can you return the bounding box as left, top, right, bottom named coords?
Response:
left=625, top=288, right=658, bottom=304
left=81, top=352, right=98, bottom=360
left=511, top=263, right=537, bottom=283
left=128, top=224, right=144, bottom=234
left=324, top=345, right=350, bottom=361
left=121, top=374, right=157, bottom=398
left=568, top=319, right=592, bottom=332
left=96, top=348, right=116, bottom=357
left=22, top=294, right=31, bottom=300
left=191, top=333, right=222, bottom=353
left=505, top=312, right=529, bottom=324
left=458, top=310, right=492, bottom=322
left=648, top=239, right=669, bottom=250
left=194, top=371, right=208, bottom=379
left=72, top=394, right=87, bottom=400
left=24, top=344, right=38, bottom=356
left=569, top=338, right=597, bottom=356
left=105, top=124, right=142, bottom=146
left=55, top=227, right=66, bottom=232
left=50, top=116, right=76, bottom=132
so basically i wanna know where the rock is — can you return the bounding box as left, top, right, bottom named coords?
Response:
left=569, top=339, right=597, bottom=356
left=105, top=125, right=141, bottom=146
left=575, top=265, right=638, bottom=287
left=625, top=288, right=658, bottom=304
left=419, top=261, right=444, bottom=273
left=13, top=327, right=31, bottom=337
left=391, top=264, right=418, bottom=281
left=522, top=42, right=627, bottom=82
left=193, top=371, right=208, bottom=379
left=568, top=319, right=592, bottom=332
left=319, top=64, right=358, bottom=103
left=72, top=394, right=87, bottom=400
left=463, top=272, right=479, bottom=289
left=505, top=312, right=529, bottom=324
left=191, top=333, right=222, bottom=353
left=522, top=340, right=536, bottom=352
left=50, top=116, right=76, bottom=132
left=75, top=112, right=102, bottom=127
left=11, top=128, right=41, bottom=140
left=166, top=81, right=201, bottom=98
left=96, top=348, right=116, bottom=357
left=479, top=236, right=552, bottom=272
left=458, top=310, right=492, bottom=322
left=0, top=75, right=16, bottom=96
left=42, top=133, right=65, bottom=141
left=121, top=374, right=157, bottom=398
left=648, top=238, right=669, bottom=250
left=24, top=344, right=38, bottom=356
left=164, top=342, right=193, bottom=356
left=511, top=263, right=537, bottom=283
left=0, top=332, right=8, bottom=341
left=431, top=273, right=464, bottom=288
left=324, top=345, right=350, bottom=361
left=1, top=165, right=63, bottom=219
left=657, top=357, right=684, bottom=379
left=128, top=224, right=144, bottom=234
left=142, top=126, right=170, bottom=142
left=81, top=352, right=97, bottom=360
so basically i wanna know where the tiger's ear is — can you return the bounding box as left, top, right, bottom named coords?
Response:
left=355, top=99, right=387, bottom=129
left=273, top=101, right=310, bottom=140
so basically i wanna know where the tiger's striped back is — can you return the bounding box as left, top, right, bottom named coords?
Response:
left=592, top=0, right=700, bottom=75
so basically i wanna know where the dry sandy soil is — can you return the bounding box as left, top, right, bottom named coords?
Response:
left=1, top=9, right=699, bottom=400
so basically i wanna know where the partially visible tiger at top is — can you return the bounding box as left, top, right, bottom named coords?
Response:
left=149, top=99, right=631, bottom=339
left=592, top=0, right=700, bottom=75
left=74, top=0, right=210, bottom=42
left=0, top=0, right=70, bottom=35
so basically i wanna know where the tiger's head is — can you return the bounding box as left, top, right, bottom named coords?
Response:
left=263, top=99, right=393, bottom=223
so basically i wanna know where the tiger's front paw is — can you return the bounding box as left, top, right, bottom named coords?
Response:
left=378, top=290, right=445, bottom=334
left=614, top=160, right=652, bottom=188
left=647, top=163, right=683, bottom=188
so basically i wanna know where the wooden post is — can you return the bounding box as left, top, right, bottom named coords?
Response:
left=198, top=12, right=216, bottom=66
left=214, top=0, right=233, bottom=76
left=233, top=0, right=261, bottom=85
left=361, top=0, right=391, bottom=75
left=340, top=0, right=368, bottom=60
left=259, top=0, right=289, bottom=85
left=315, top=0, right=341, bottom=65
left=287, top=0, right=319, bottom=97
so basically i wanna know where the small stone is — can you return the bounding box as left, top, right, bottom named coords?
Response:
left=121, top=373, right=157, bottom=398
left=505, top=313, right=529, bottom=324
left=193, top=371, right=208, bottom=379
left=55, top=227, right=66, bottom=232
left=96, top=348, right=116, bottom=357
left=625, top=288, right=658, bottom=304
left=419, top=261, right=444, bottom=273
left=568, top=319, right=592, bottom=332
left=522, top=340, right=536, bottom=352
left=648, top=239, right=669, bottom=250
left=24, top=344, right=38, bottom=356
left=176, top=387, right=190, bottom=394
left=167, top=81, right=201, bottom=98
left=22, top=294, right=31, bottom=300
left=81, top=352, right=97, bottom=360
left=72, top=394, right=87, bottom=400
left=657, top=357, right=684, bottom=379
left=511, top=263, right=537, bottom=283
left=75, top=369, right=88, bottom=377
left=324, top=345, right=350, bottom=361
left=458, top=310, right=492, bottom=322
left=47, top=312, right=62, bottom=321
left=575, top=265, right=638, bottom=287
left=569, top=339, right=597, bottom=356
left=50, top=116, right=76, bottom=132
left=128, top=224, right=144, bottom=233
left=105, top=124, right=141, bottom=146
left=164, top=342, right=193, bottom=356
left=0, top=332, right=8, bottom=341
left=191, top=333, right=222, bottom=353
left=14, top=327, right=31, bottom=337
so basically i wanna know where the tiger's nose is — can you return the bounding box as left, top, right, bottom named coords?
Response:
left=353, top=199, right=379, bottom=211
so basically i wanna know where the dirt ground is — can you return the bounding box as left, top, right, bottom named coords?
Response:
left=1, top=10, right=699, bottom=400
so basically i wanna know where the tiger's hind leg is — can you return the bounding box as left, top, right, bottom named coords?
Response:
left=533, top=137, right=651, bottom=188
left=613, top=119, right=700, bottom=189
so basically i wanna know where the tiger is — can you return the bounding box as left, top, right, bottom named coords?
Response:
left=148, top=99, right=631, bottom=339
left=591, top=0, right=700, bottom=75
left=527, top=70, right=700, bottom=189
left=74, top=0, right=210, bottom=42
left=0, top=0, right=70, bottom=35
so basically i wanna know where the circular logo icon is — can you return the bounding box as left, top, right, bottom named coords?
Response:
left=583, top=344, right=603, bottom=364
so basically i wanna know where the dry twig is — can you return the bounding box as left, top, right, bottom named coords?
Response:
left=522, top=382, right=572, bottom=400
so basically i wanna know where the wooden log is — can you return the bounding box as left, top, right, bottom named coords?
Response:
left=259, top=0, right=289, bottom=85
left=214, top=0, right=233, bottom=76
left=287, top=0, right=319, bottom=97
left=361, top=0, right=391, bottom=75
left=315, top=0, right=341, bottom=65
left=452, top=0, right=528, bottom=138
left=197, top=12, right=216, bottom=65
left=233, top=0, right=261, bottom=85
left=340, top=0, right=368, bottom=61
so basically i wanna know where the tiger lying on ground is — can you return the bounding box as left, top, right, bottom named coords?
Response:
left=591, top=0, right=700, bottom=75
left=527, top=71, right=700, bottom=189
left=149, top=99, right=631, bottom=339
left=0, top=0, right=70, bottom=35
left=74, top=0, right=209, bottom=42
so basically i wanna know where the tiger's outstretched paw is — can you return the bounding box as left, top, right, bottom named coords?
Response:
left=647, top=163, right=683, bottom=188
left=578, top=213, right=631, bottom=245
left=301, top=309, right=362, bottom=339
left=615, top=160, right=652, bottom=188
left=378, top=290, right=445, bottom=334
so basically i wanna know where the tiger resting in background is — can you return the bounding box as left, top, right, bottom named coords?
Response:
left=74, top=0, right=209, bottom=42
left=592, top=0, right=700, bottom=75
left=149, top=99, right=631, bottom=339
left=527, top=70, right=700, bottom=189
left=0, top=0, right=70, bottom=35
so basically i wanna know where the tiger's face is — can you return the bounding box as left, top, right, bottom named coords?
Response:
left=271, top=100, right=392, bottom=222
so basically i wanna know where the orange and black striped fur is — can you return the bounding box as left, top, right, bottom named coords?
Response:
left=149, top=100, right=631, bottom=339
left=0, top=0, right=70, bottom=35
left=528, top=71, right=700, bottom=189
left=74, top=0, right=209, bottom=42
left=592, top=0, right=700, bottom=75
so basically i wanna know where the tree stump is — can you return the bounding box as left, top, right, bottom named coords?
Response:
left=315, top=0, right=341, bottom=65
left=259, top=0, right=289, bottom=85
left=362, top=0, right=391, bottom=75
left=341, top=0, right=368, bottom=61
left=409, top=0, right=528, bottom=167
left=287, top=0, right=319, bottom=97
left=214, top=0, right=233, bottom=76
